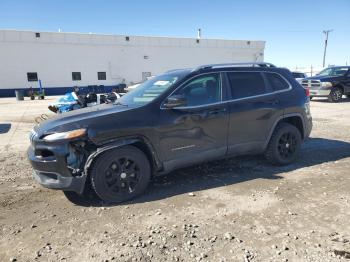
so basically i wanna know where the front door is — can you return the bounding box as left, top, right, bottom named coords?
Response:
left=157, top=73, right=229, bottom=171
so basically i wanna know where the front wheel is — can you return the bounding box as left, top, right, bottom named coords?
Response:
left=328, top=87, right=343, bottom=103
left=90, top=146, right=151, bottom=203
left=265, top=123, right=302, bottom=165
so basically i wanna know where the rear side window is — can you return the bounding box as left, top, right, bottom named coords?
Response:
left=227, top=72, right=267, bottom=99
left=264, top=73, right=290, bottom=91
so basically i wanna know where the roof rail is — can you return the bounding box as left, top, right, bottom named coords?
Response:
left=193, top=62, right=276, bottom=71
left=165, top=68, right=191, bottom=73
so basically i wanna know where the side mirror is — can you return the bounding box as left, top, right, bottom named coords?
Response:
left=163, top=95, right=187, bottom=108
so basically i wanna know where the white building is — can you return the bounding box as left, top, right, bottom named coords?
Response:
left=0, top=29, right=265, bottom=96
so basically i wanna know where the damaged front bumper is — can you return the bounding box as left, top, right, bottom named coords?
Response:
left=27, top=139, right=87, bottom=194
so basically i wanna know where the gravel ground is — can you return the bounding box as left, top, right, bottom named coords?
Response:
left=0, top=97, right=350, bottom=261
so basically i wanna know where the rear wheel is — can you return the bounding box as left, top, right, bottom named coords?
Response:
left=328, top=87, right=343, bottom=102
left=90, top=146, right=151, bottom=203
left=265, top=123, right=302, bottom=165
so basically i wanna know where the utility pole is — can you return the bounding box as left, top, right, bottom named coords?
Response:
left=322, top=30, right=333, bottom=68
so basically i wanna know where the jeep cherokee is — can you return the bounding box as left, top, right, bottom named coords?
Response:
left=28, top=62, right=313, bottom=203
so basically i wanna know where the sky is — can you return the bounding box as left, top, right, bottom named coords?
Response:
left=0, top=0, right=349, bottom=69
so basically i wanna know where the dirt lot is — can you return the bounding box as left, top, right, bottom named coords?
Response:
left=0, top=97, right=350, bottom=262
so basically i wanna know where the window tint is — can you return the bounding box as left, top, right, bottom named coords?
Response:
left=265, top=73, right=290, bottom=91
left=97, top=72, right=106, bottom=80
left=27, top=72, right=38, bottom=82
left=72, top=72, right=81, bottom=81
left=227, top=72, right=266, bottom=99
left=174, top=73, right=221, bottom=106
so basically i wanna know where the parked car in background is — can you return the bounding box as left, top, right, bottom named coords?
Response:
left=28, top=62, right=312, bottom=203
left=301, top=66, right=350, bottom=102
left=292, top=72, right=307, bottom=83
left=48, top=92, right=121, bottom=113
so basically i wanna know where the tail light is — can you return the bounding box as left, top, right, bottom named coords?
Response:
left=304, top=87, right=310, bottom=97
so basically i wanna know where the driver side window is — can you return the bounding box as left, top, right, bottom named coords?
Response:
left=174, top=73, right=221, bottom=106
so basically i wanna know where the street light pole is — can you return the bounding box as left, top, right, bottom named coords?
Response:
left=322, top=30, right=333, bottom=68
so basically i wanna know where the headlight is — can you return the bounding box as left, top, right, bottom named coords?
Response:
left=43, top=128, right=86, bottom=141
left=321, top=82, right=333, bottom=88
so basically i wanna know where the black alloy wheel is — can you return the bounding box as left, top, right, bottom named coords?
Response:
left=90, top=146, right=151, bottom=203
left=104, top=157, right=140, bottom=194
left=277, top=132, right=298, bottom=160
left=265, top=123, right=302, bottom=165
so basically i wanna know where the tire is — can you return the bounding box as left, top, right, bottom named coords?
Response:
left=90, top=145, right=151, bottom=203
left=309, top=96, right=313, bottom=101
left=30, top=96, right=35, bottom=100
left=328, top=87, right=343, bottom=103
left=63, top=189, right=98, bottom=206
left=63, top=181, right=100, bottom=206
left=265, top=123, right=302, bottom=165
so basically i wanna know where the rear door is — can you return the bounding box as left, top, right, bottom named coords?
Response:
left=225, top=71, right=285, bottom=154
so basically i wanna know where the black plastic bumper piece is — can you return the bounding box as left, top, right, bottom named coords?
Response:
left=33, top=170, right=86, bottom=193
left=27, top=144, right=86, bottom=194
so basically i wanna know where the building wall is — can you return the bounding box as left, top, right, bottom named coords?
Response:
left=0, top=30, right=265, bottom=96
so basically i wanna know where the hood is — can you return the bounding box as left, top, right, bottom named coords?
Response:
left=304, top=75, right=343, bottom=82
left=35, top=103, right=135, bottom=136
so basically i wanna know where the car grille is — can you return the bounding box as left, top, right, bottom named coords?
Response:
left=301, top=80, right=321, bottom=89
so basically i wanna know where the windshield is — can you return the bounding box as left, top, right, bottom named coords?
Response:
left=292, top=72, right=305, bottom=78
left=118, top=73, right=183, bottom=106
left=318, top=67, right=349, bottom=77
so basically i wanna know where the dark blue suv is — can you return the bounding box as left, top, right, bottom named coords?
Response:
left=28, top=62, right=312, bottom=203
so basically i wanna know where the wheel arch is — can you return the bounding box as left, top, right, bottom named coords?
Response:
left=333, top=83, right=345, bottom=93
left=264, top=113, right=306, bottom=150
left=84, top=136, right=162, bottom=177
